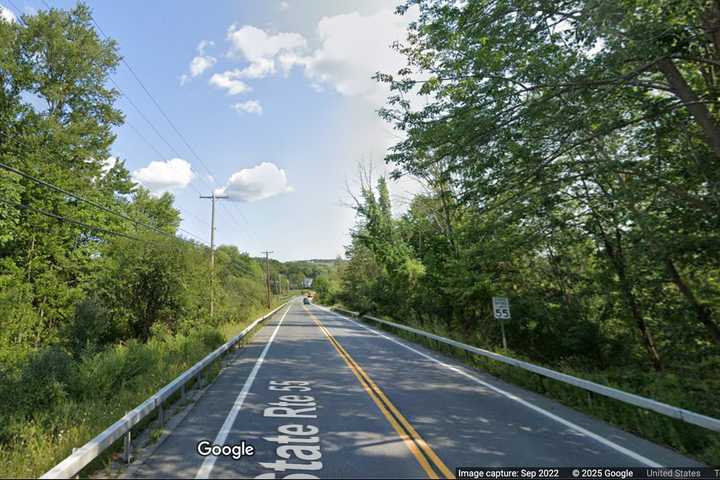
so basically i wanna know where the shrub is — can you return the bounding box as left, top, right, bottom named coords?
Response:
left=17, top=347, right=79, bottom=413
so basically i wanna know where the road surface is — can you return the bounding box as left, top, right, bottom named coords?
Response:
left=129, top=298, right=701, bottom=479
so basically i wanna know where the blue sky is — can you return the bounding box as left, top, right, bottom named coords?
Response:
left=1, top=0, right=424, bottom=260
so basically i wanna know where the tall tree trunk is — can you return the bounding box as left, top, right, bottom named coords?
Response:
left=656, top=58, right=720, bottom=158
left=599, top=226, right=663, bottom=370
left=665, top=257, right=720, bottom=346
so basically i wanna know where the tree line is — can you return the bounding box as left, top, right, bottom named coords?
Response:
left=330, top=0, right=720, bottom=461
left=338, top=0, right=720, bottom=372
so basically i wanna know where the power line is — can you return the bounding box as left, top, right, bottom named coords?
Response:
left=226, top=202, right=260, bottom=244
left=1, top=161, right=210, bottom=246
left=109, top=97, right=212, bottom=221
left=0, top=196, right=141, bottom=241
left=116, top=55, right=218, bottom=184
left=84, top=8, right=267, bottom=249
left=177, top=227, right=208, bottom=244
left=120, top=118, right=212, bottom=232
left=41, top=1, right=213, bottom=197
left=4, top=0, right=25, bottom=24
left=180, top=207, right=211, bottom=228
left=219, top=202, right=249, bottom=240
left=0, top=161, right=177, bottom=238
left=121, top=108, right=171, bottom=161
left=86, top=16, right=217, bottom=190
left=37, top=1, right=258, bottom=251
left=82, top=4, right=264, bottom=248
left=110, top=77, right=185, bottom=163
left=108, top=79, right=216, bottom=198
left=7, top=2, right=213, bottom=249
left=17, top=1, right=214, bottom=245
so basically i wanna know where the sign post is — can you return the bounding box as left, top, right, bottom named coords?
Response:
left=492, top=296, right=511, bottom=350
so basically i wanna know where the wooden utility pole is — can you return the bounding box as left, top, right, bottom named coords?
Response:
left=262, top=251, right=274, bottom=308
left=200, top=192, right=228, bottom=318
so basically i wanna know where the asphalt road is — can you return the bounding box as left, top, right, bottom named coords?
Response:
left=129, top=298, right=702, bottom=479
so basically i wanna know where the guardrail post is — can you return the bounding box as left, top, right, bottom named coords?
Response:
left=158, top=403, right=165, bottom=428
left=181, top=384, right=186, bottom=399
left=71, top=448, right=79, bottom=479
left=123, top=430, right=132, bottom=463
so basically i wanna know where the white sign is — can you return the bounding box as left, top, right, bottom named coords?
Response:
left=492, top=297, right=511, bottom=320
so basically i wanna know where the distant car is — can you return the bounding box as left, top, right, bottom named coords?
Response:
left=303, top=297, right=311, bottom=305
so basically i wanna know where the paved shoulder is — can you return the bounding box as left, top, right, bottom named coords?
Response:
left=309, top=304, right=702, bottom=469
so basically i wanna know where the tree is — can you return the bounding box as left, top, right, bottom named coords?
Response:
left=0, top=3, right=123, bottom=352
left=367, top=0, right=720, bottom=370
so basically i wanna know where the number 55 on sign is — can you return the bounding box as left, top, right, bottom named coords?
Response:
left=492, top=297, right=511, bottom=320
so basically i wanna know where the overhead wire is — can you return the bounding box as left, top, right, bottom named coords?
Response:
left=87, top=18, right=216, bottom=193
left=6, top=1, right=211, bottom=246
left=226, top=202, right=260, bottom=243
left=2, top=161, right=213, bottom=246
left=0, top=161, right=176, bottom=239
left=37, top=0, right=258, bottom=249
left=0, top=196, right=141, bottom=241
left=80, top=6, right=265, bottom=245
left=36, top=1, right=212, bottom=196
left=219, top=202, right=251, bottom=241
left=4, top=0, right=26, bottom=25
left=177, top=227, right=209, bottom=244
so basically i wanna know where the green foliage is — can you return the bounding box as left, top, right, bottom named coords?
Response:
left=0, top=5, right=277, bottom=477
left=346, top=0, right=720, bottom=370
left=95, top=235, right=209, bottom=340
left=0, top=313, right=265, bottom=478
left=338, top=0, right=720, bottom=463
left=64, top=297, right=118, bottom=356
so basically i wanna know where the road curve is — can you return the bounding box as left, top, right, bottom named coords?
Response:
left=129, top=298, right=701, bottom=479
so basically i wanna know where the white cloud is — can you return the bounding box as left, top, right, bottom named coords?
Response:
left=0, top=4, right=16, bottom=22
left=180, top=40, right=217, bottom=85
left=197, top=40, right=214, bottom=54
left=225, top=10, right=415, bottom=105
left=215, top=162, right=293, bottom=202
left=279, top=1, right=289, bottom=10
left=209, top=70, right=252, bottom=95
left=227, top=25, right=306, bottom=62
left=231, top=100, right=263, bottom=115
left=224, top=25, right=306, bottom=84
left=237, top=58, right=276, bottom=79
left=289, top=9, right=415, bottom=104
left=190, top=55, right=217, bottom=77
left=132, top=158, right=194, bottom=194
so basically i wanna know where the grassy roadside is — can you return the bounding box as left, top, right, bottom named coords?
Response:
left=328, top=305, right=720, bottom=466
left=0, top=298, right=291, bottom=479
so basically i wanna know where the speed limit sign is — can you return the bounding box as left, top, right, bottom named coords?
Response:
left=492, top=297, right=511, bottom=320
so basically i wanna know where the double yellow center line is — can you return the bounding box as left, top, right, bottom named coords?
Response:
left=303, top=306, right=454, bottom=479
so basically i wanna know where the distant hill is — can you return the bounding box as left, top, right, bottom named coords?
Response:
left=304, top=258, right=342, bottom=264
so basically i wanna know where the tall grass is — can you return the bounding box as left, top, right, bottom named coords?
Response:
left=0, top=301, right=284, bottom=478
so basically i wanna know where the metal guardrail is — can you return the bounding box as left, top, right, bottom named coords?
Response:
left=41, top=302, right=290, bottom=479
left=332, top=307, right=720, bottom=433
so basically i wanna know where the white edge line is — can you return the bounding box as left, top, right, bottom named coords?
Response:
left=195, top=304, right=292, bottom=479
left=315, top=304, right=663, bottom=468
